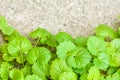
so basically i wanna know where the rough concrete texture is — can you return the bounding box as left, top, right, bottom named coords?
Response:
left=0, top=0, right=120, bottom=37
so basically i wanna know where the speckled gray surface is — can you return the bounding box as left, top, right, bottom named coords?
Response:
left=0, top=0, right=120, bottom=37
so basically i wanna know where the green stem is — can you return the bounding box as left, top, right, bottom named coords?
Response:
left=34, top=37, right=40, bottom=47
left=20, top=50, right=24, bottom=66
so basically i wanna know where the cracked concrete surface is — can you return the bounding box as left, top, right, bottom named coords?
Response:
left=0, top=0, right=120, bottom=37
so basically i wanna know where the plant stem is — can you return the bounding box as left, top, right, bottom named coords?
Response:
left=20, top=50, right=24, bottom=66
left=34, top=37, right=40, bottom=47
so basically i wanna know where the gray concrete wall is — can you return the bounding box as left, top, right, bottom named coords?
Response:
left=0, top=0, right=120, bottom=37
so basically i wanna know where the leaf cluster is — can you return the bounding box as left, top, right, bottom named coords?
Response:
left=0, top=16, right=120, bottom=80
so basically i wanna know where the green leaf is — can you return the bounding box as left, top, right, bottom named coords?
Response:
left=110, top=54, right=120, bottom=67
left=50, top=59, right=73, bottom=80
left=105, top=42, right=115, bottom=55
left=0, top=62, right=11, bottom=80
left=27, top=47, right=39, bottom=64
left=0, top=44, right=14, bottom=61
left=117, top=68, right=120, bottom=74
left=95, top=24, right=119, bottom=40
left=9, top=69, right=24, bottom=80
left=7, top=36, right=32, bottom=56
left=67, top=47, right=91, bottom=68
left=16, top=53, right=27, bottom=63
left=30, top=28, right=57, bottom=47
left=58, top=72, right=77, bottom=80
left=74, top=36, right=87, bottom=47
left=32, top=62, right=48, bottom=80
left=21, top=63, right=32, bottom=77
left=0, top=43, right=8, bottom=54
left=105, top=73, right=120, bottom=80
left=55, top=32, right=73, bottom=43
left=0, top=44, right=15, bottom=61
left=93, top=52, right=110, bottom=70
left=46, top=35, right=58, bottom=47
left=36, top=47, right=51, bottom=64
left=112, top=72, right=120, bottom=80
left=86, top=62, right=94, bottom=71
left=29, top=28, right=51, bottom=43
left=0, top=16, right=8, bottom=29
left=80, top=73, right=88, bottom=80
left=87, top=36, right=106, bottom=56
left=2, top=26, right=14, bottom=35
left=73, top=67, right=86, bottom=74
left=107, top=67, right=117, bottom=75
left=7, top=36, right=32, bottom=63
left=106, top=75, right=112, bottom=80
left=29, top=28, right=51, bottom=39
left=25, top=74, right=42, bottom=80
left=3, top=53, right=15, bottom=61
left=27, top=47, right=51, bottom=64
left=0, top=16, right=14, bottom=35
left=100, top=76, right=105, bottom=80
left=5, top=30, right=20, bottom=41
left=56, top=41, right=76, bottom=59
left=109, top=39, right=120, bottom=67
left=111, top=39, right=120, bottom=49
left=87, top=66, right=100, bottom=80
left=7, top=39, right=20, bottom=56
